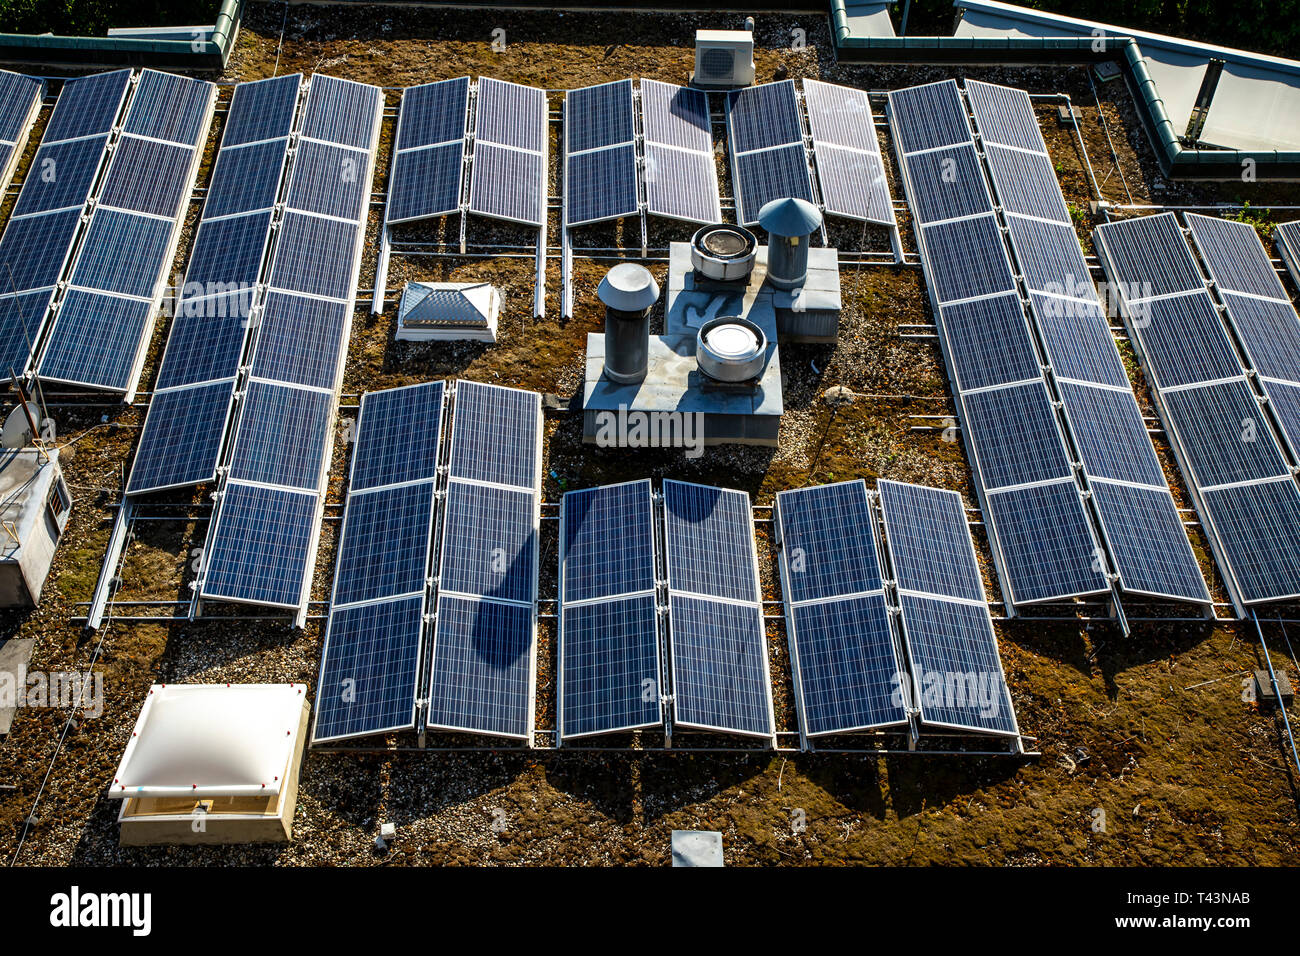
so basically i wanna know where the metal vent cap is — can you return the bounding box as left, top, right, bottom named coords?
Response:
left=690, top=224, right=757, bottom=282
left=696, top=315, right=767, bottom=381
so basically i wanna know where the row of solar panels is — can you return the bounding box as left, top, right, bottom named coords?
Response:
left=889, top=78, right=1212, bottom=614
left=0, top=68, right=216, bottom=397
left=383, top=75, right=897, bottom=232
left=314, top=379, right=542, bottom=744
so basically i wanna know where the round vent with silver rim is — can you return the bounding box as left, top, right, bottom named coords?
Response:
left=690, top=224, right=757, bottom=282
left=696, top=316, right=767, bottom=382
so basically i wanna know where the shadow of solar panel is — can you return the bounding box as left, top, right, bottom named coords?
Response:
left=561, top=481, right=655, bottom=603
left=201, top=482, right=317, bottom=607
left=566, top=144, right=638, bottom=226
left=350, top=381, right=445, bottom=491
left=643, top=144, right=719, bottom=223
left=567, top=80, right=634, bottom=153
left=287, top=138, right=371, bottom=220
left=387, top=142, right=463, bottom=222
left=313, top=595, right=424, bottom=742
left=727, top=80, right=802, bottom=153
left=1204, top=479, right=1300, bottom=603
left=897, top=594, right=1017, bottom=735
left=68, top=209, right=173, bottom=298
left=1187, top=213, right=1286, bottom=300
left=227, top=381, right=333, bottom=490
left=397, top=77, right=469, bottom=150
left=202, top=138, right=289, bottom=218
left=269, top=211, right=357, bottom=299
left=42, top=69, right=131, bottom=144
left=37, top=290, right=151, bottom=390
left=468, top=142, right=544, bottom=226
left=888, top=80, right=970, bottom=154
left=439, top=481, right=537, bottom=604
left=300, top=74, right=383, bottom=149
left=427, top=594, right=533, bottom=738
left=961, top=382, right=1072, bottom=489
left=561, top=595, right=661, bottom=737
left=333, top=482, right=436, bottom=606
left=663, top=480, right=758, bottom=603
left=640, top=79, right=710, bottom=152
left=984, top=482, right=1107, bottom=602
left=98, top=136, right=195, bottom=218
left=0, top=208, right=80, bottom=291
left=0, top=289, right=54, bottom=377
left=126, top=382, right=233, bottom=493
left=922, top=214, right=1016, bottom=304
left=12, top=136, right=106, bottom=217
left=125, top=70, right=212, bottom=146
left=877, top=481, right=984, bottom=602
left=734, top=143, right=813, bottom=225
left=984, top=145, right=1069, bottom=223
left=669, top=594, right=771, bottom=736
left=475, top=77, right=547, bottom=152
left=1162, top=380, right=1287, bottom=488
left=1005, top=216, right=1091, bottom=294
left=938, top=292, right=1040, bottom=391
left=775, top=481, right=881, bottom=603
left=965, top=79, right=1043, bottom=153
left=448, top=381, right=539, bottom=489
left=250, top=292, right=349, bottom=391
left=1055, top=381, right=1166, bottom=486
left=221, top=74, right=301, bottom=147
left=1028, top=293, right=1129, bottom=388
left=813, top=145, right=892, bottom=224
left=1090, top=480, right=1209, bottom=601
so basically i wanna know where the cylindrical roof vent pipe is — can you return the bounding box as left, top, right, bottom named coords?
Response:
left=759, top=197, right=822, bottom=291
left=598, top=263, right=659, bottom=385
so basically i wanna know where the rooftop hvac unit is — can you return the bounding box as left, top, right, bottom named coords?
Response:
left=692, top=30, right=755, bottom=90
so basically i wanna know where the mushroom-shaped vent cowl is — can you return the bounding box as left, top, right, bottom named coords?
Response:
left=757, top=196, right=822, bottom=238
left=597, top=263, right=660, bottom=314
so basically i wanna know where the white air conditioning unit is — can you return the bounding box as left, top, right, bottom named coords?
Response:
left=692, top=29, right=755, bottom=89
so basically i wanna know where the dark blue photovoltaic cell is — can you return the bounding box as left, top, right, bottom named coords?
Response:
left=561, top=595, right=661, bottom=737
left=566, top=80, right=634, bottom=153
left=1128, top=294, right=1242, bottom=390
left=1161, top=380, right=1287, bottom=488
left=0, top=71, right=42, bottom=144
left=897, top=594, right=1017, bottom=735
left=201, top=482, right=317, bottom=607
left=386, top=142, right=463, bottom=222
left=98, top=136, right=194, bottom=218
left=439, top=481, right=537, bottom=604
left=566, top=143, right=638, bottom=226
left=966, top=79, right=1043, bottom=153
left=939, top=293, right=1040, bottom=391
left=126, top=382, right=233, bottom=492
left=68, top=209, right=173, bottom=298
left=1219, top=293, right=1300, bottom=383
left=448, top=381, right=539, bottom=489
left=775, top=481, right=881, bottom=603
left=789, top=594, right=906, bottom=735
left=877, top=481, right=983, bottom=603
left=1265, top=380, right=1300, bottom=456
left=1091, top=480, right=1209, bottom=601
left=0, top=208, right=80, bottom=291
left=0, top=289, right=53, bottom=376
left=11, top=136, right=106, bottom=217
left=663, top=480, right=758, bottom=603
left=643, top=144, right=718, bottom=224
left=202, top=138, right=288, bottom=218
left=669, top=594, right=771, bottom=736
left=561, top=481, right=655, bottom=603
left=426, top=595, right=533, bottom=737
left=733, top=144, right=813, bottom=226
left=985, top=483, right=1107, bottom=602
left=123, top=70, right=212, bottom=145
left=1006, top=216, right=1091, bottom=295
left=726, top=80, right=802, bottom=154
left=397, top=77, right=469, bottom=150
left=1029, top=293, right=1129, bottom=388
left=475, top=77, right=547, bottom=152
left=1096, top=212, right=1205, bottom=298
left=923, top=214, right=1017, bottom=304
left=286, top=138, right=371, bottom=220
left=1056, top=381, right=1166, bottom=486
left=227, top=381, right=333, bottom=490
left=250, top=292, right=348, bottom=391
left=154, top=312, right=247, bottom=392
left=902, top=145, right=988, bottom=225
left=221, top=74, right=301, bottom=147
left=1187, top=213, right=1286, bottom=300
left=984, top=145, right=1070, bottom=223
left=350, top=382, right=445, bottom=491
left=268, top=212, right=357, bottom=299
left=37, top=290, right=151, bottom=390
left=299, top=74, right=382, bottom=149
left=961, top=383, right=1071, bottom=490
left=1204, top=480, right=1300, bottom=603
left=181, top=209, right=272, bottom=293
left=468, top=142, right=544, bottom=226
left=888, top=80, right=971, bottom=154
left=42, top=69, right=130, bottom=143
left=333, top=482, right=436, bottom=606
left=313, top=596, right=423, bottom=742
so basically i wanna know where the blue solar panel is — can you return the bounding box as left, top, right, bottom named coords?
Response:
left=565, top=143, right=638, bottom=227
left=299, top=74, right=383, bottom=149
left=640, top=78, right=711, bottom=152
left=984, top=145, right=1070, bottom=223
left=1203, top=479, right=1300, bottom=603
left=221, top=74, right=301, bottom=147
left=350, top=382, right=445, bottom=491
left=726, top=80, right=803, bottom=154
left=202, top=139, right=288, bottom=218
left=469, top=78, right=547, bottom=227
left=98, top=136, right=195, bottom=218
left=788, top=595, right=906, bottom=735
left=42, top=69, right=130, bottom=144
left=640, top=80, right=719, bottom=225
left=966, top=79, right=1043, bottom=153
left=733, top=143, right=814, bottom=227
left=124, top=69, right=213, bottom=145
left=1005, top=216, right=1091, bottom=294
left=1029, top=294, right=1129, bottom=388
left=984, top=482, right=1107, bottom=602
left=1218, top=293, right=1300, bottom=383
left=67, top=209, right=173, bottom=298
left=11, top=136, right=106, bottom=217
left=448, top=381, right=540, bottom=489
left=923, top=214, right=1017, bottom=304
left=386, top=142, right=463, bottom=223
left=561, top=481, right=655, bottom=604
left=877, top=480, right=983, bottom=602
left=475, top=77, right=547, bottom=151
left=775, top=481, right=881, bottom=603
left=0, top=71, right=42, bottom=147
left=438, top=481, right=537, bottom=604
left=561, top=595, right=662, bottom=737
left=567, top=80, right=634, bottom=153
left=0, top=289, right=54, bottom=377
left=1162, top=380, right=1287, bottom=489
left=126, top=382, right=233, bottom=493
left=200, top=482, right=317, bottom=607
left=902, top=145, right=989, bottom=225
left=286, top=138, right=371, bottom=220
left=250, top=292, right=348, bottom=391
left=888, top=80, right=971, bottom=154
left=663, top=480, right=759, bottom=603
left=0, top=208, right=80, bottom=291
left=1187, top=213, right=1287, bottom=300
left=1090, top=480, right=1209, bottom=602
left=181, top=210, right=272, bottom=295
left=36, top=290, right=151, bottom=390
left=938, top=292, right=1040, bottom=391
left=1096, top=212, right=1205, bottom=298
left=1279, top=221, right=1300, bottom=290
left=333, top=482, right=436, bottom=606
left=397, top=77, right=469, bottom=150
left=811, top=144, right=893, bottom=224
left=727, top=81, right=812, bottom=226
left=668, top=594, right=771, bottom=737
left=1056, top=381, right=1166, bottom=486
left=313, top=596, right=424, bottom=742
left=961, top=383, right=1071, bottom=490
left=227, top=381, right=333, bottom=490
left=426, top=594, right=533, bottom=738
left=268, top=212, right=358, bottom=299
